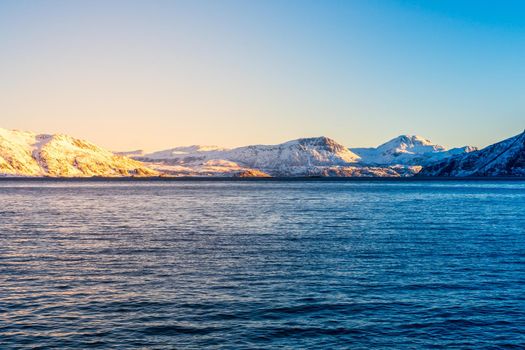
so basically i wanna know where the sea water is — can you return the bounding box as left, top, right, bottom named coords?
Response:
left=1, top=180, right=524, bottom=349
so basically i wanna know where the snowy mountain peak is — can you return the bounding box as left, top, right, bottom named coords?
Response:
left=287, top=136, right=351, bottom=154
left=376, top=135, right=446, bottom=154
left=350, top=135, right=474, bottom=166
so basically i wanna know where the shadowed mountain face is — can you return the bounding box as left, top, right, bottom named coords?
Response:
left=419, top=131, right=525, bottom=177
left=0, top=128, right=157, bottom=177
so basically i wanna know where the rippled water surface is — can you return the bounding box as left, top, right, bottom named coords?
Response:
left=1, top=180, right=524, bottom=349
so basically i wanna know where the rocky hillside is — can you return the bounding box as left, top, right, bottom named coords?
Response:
left=419, top=131, right=525, bottom=177
left=0, top=128, right=158, bottom=177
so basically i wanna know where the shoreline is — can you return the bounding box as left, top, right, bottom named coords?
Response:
left=0, top=176, right=524, bottom=182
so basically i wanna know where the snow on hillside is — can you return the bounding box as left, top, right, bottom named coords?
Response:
left=145, top=159, right=262, bottom=177
left=351, top=135, right=476, bottom=166
left=419, top=131, right=525, bottom=177
left=224, top=137, right=360, bottom=170
left=134, top=137, right=363, bottom=176
left=134, top=136, right=422, bottom=177
left=3, top=126, right=509, bottom=178
left=0, top=128, right=158, bottom=177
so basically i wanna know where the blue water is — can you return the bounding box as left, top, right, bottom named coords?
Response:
left=0, top=180, right=524, bottom=349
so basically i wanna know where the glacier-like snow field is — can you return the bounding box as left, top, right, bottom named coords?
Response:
left=1, top=179, right=524, bottom=349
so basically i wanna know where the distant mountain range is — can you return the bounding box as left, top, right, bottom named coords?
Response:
left=0, top=127, right=523, bottom=177
left=127, top=135, right=478, bottom=177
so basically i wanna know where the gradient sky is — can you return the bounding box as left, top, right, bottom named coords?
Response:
left=0, top=0, right=524, bottom=151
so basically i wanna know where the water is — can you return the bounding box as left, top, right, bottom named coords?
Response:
left=1, top=179, right=524, bottom=349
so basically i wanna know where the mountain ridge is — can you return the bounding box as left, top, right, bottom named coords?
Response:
left=131, top=135, right=470, bottom=177
left=1, top=127, right=523, bottom=178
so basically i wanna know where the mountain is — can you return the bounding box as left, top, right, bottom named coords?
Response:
left=0, top=128, right=157, bottom=177
left=351, top=135, right=476, bottom=166
left=223, top=137, right=361, bottom=171
left=419, top=131, right=525, bottom=177
left=2, top=127, right=501, bottom=178
left=133, top=136, right=423, bottom=177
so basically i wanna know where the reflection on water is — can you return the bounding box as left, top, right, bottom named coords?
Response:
left=1, top=180, right=524, bottom=349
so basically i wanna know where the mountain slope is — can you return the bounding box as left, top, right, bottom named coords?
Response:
left=351, top=135, right=476, bottom=166
left=419, top=131, right=525, bottom=177
left=0, top=128, right=158, bottom=177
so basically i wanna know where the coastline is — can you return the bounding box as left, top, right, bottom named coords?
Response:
left=1, top=176, right=524, bottom=182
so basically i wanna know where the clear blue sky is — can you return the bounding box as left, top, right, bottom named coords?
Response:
left=0, top=0, right=523, bottom=151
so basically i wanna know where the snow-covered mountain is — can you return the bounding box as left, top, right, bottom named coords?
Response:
left=0, top=128, right=157, bottom=177
left=419, top=131, right=525, bottom=177
left=130, top=134, right=481, bottom=177
left=133, top=136, right=422, bottom=177
left=5, top=126, right=519, bottom=178
left=225, top=137, right=361, bottom=171
left=351, top=135, right=476, bottom=166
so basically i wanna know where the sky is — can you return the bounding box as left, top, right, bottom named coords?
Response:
left=0, top=0, right=524, bottom=151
